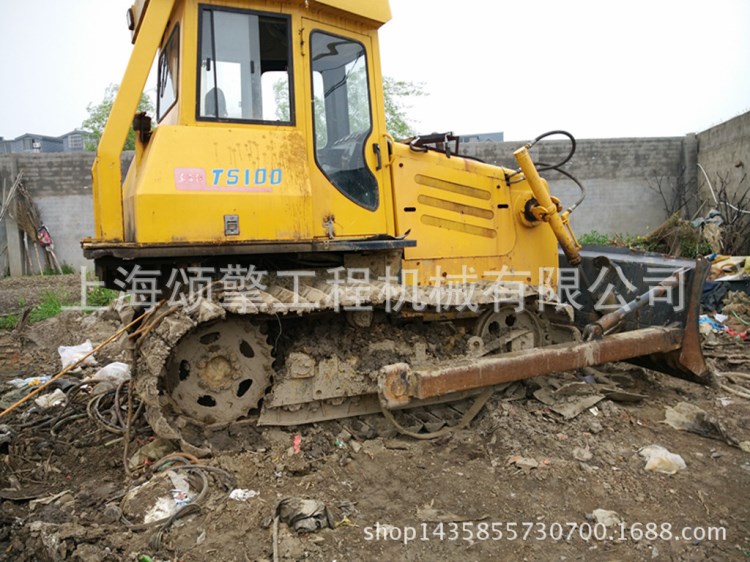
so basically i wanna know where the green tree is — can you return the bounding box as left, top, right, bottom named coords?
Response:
left=82, top=84, right=154, bottom=151
left=382, top=76, right=425, bottom=140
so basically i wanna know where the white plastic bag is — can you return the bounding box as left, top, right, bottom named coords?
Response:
left=229, top=489, right=260, bottom=501
left=639, top=445, right=686, bottom=474
left=58, top=340, right=98, bottom=372
left=34, top=388, right=67, bottom=409
left=85, top=362, right=131, bottom=384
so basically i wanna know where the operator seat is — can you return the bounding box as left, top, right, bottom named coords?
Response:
left=205, top=87, right=228, bottom=118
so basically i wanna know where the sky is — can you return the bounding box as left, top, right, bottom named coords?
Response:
left=0, top=0, right=748, bottom=141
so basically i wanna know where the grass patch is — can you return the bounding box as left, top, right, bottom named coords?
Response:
left=87, top=286, right=119, bottom=308
left=0, top=314, right=18, bottom=330
left=28, top=290, right=63, bottom=323
left=42, top=263, right=76, bottom=275
left=0, top=285, right=116, bottom=330
left=577, top=230, right=709, bottom=258
left=578, top=230, right=610, bottom=246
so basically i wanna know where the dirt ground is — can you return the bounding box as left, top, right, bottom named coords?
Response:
left=0, top=274, right=81, bottom=316
left=1, top=281, right=749, bottom=561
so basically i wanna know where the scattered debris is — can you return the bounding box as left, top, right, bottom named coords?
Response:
left=275, top=497, right=334, bottom=533
left=573, top=446, right=593, bottom=462
left=2, top=376, right=58, bottom=409
left=507, top=455, right=540, bottom=470
left=699, top=315, right=728, bottom=335
left=229, top=488, right=260, bottom=501
left=8, top=375, right=52, bottom=389
left=663, top=402, right=738, bottom=446
left=639, top=445, right=686, bottom=475
left=708, top=256, right=750, bottom=282
left=29, top=489, right=73, bottom=509
left=84, top=361, right=131, bottom=390
left=533, top=379, right=605, bottom=420
left=716, top=371, right=750, bottom=400
left=128, top=439, right=178, bottom=471
left=128, top=437, right=176, bottom=470
left=590, top=508, right=622, bottom=527
left=33, top=388, right=66, bottom=409
left=122, top=470, right=192, bottom=525
left=58, top=340, right=98, bottom=372
left=383, top=439, right=410, bottom=450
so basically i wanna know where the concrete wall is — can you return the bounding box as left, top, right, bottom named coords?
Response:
left=0, top=152, right=132, bottom=276
left=696, top=111, right=750, bottom=206
left=461, top=137, right=688, bottom=236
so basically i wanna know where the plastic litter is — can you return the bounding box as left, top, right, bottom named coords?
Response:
left=144, top=496, right=179, bottom=524
left=664, top=402, right=709, bottom=431
left=33, top=388, right=66, bottom=409
left=141, top=471, right=193, bottom=524
left=127, top=438, right=177, bottom=471
left=639, top=445, right=686, bottom=474
left=85, top=362, right=131, bottom=384
left=698, top=314, right=727, bottom=334
left=8, top=375, right=51, bottom=389
left=229, top=488, right=260, bottom=501
left=170, top=471, right=193, bottom=507
left=58, top=340, right=98, bottom=372
left=293, top=434, right=302, bottom=454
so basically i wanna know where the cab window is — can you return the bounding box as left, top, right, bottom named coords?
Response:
left=157, top=25, right=179, bottom=121
left=311, top=31, right=378, bottom=211
left=197, top=6, right=292, bottom=123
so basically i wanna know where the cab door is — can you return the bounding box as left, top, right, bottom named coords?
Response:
left=302, top=20, right=392, bottom=239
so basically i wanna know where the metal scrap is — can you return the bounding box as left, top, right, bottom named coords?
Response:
left=274, top=497, right=334, bottom=533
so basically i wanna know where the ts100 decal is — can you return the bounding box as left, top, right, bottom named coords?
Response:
left=174, top=167, right=282, bottom=192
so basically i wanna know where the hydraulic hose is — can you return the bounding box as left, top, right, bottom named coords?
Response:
left=522, top=130, right=586, bottom=215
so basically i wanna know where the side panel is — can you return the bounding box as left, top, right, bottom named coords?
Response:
left=392, top=147, right=514, bottom=258
left=125, top=126, right=313, bottom=243
left=390, top=143, right=559, bottom=286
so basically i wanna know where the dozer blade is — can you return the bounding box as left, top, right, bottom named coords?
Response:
left=380, top=248, right=709, bottom=409
left=571, top=248, right=708, bottom=384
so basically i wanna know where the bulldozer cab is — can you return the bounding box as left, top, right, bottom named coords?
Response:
left=90, top=0, right=395, bottom=248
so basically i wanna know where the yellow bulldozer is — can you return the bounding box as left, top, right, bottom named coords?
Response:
left=82, top=0, right=709, bottom=453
